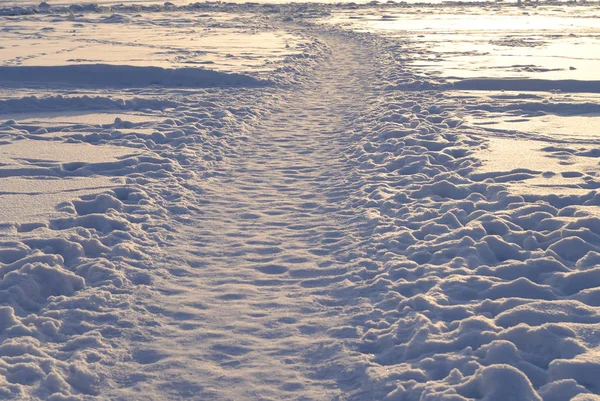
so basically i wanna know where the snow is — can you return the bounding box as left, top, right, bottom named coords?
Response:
left=474, top=137, right=600, bottom=195
left=0, top=140, right=136, bottom=163
left=2, top=111, right=165, bottom=126
left=0, top=11, right=281, bottom=88
left=467, top=113, right=600, bottom=140
left=0, top=1, right=600, bottom=400
left=0, top=11, right=306, bottom=75
left=0, top=64, right=270, bottom=88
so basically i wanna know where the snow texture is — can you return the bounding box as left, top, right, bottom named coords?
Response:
left=0, top=1, right=599, bottom=401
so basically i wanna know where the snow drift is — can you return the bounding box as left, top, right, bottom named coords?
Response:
left=0, top=65, right=269, bottom=88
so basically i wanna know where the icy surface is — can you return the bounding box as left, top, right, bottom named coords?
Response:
left=0, top=2, right=599, bottom=401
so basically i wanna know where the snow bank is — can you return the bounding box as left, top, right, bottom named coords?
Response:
left=0, top=96, right=177, bottom=115
left=0, top=65, right=269, bottom=88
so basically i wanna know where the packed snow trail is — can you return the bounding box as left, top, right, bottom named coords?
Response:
left=108, top=34, right=379, bottom=400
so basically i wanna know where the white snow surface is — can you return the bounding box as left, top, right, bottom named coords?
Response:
left=0, top=2, right=600, bottom=401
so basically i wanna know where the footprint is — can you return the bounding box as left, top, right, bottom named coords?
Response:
left=255, top=264, right=288, bottom=275
left=282, top=382, right=304, bottom=391
left=218, top=293, right=247, bottom=301
left=251, top=246, right=283, bottom=255
left=561, top=171, right=583, bottom=178
left=239, top=212, right=261, bottom=219
left=211, top=344, right=251, bottom=356
left=283, top=256, right=309, bottom=264
left=323, top=231, right=344, bottom=238
left=133, top=349, right=166, bottom=365
left=179, top=323, right=201, bottom=331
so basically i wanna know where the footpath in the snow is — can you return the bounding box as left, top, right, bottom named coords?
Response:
left=1, top=5, right=600, bottom=400
left=112, top=33, right=383, bottom=400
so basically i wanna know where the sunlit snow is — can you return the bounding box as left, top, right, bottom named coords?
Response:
left=0, top=1, right=600, bottom=401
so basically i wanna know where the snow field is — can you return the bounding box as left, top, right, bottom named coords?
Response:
left=0, top=9, right=316, bottom=85
left=0, top=2, right=599, bottom=400
left=329, top=4, right=600, bottom=196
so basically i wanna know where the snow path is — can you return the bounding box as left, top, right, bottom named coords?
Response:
left=114, top=34, right=377, bottom=400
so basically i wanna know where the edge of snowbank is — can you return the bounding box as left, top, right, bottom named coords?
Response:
left=0, top=65, right=271, bottom=88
